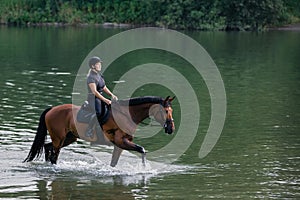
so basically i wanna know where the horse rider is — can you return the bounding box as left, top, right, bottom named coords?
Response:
left=85, top=56, right=118, bottom=138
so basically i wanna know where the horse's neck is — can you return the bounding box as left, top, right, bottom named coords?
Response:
left=130, top=103, right=159, bottom=124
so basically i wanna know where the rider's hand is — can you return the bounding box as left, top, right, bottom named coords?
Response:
left=105, top=99, right=112, bottom=105
left=111, top=94, right=118, bottom=100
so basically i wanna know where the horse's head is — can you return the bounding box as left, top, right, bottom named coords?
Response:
left=162, top=96, right=176, bottom=134
left=150, top=96, right=176, bottom=134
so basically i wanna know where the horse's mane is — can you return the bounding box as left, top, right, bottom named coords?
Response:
left=116, top=96, right=164, bottom=106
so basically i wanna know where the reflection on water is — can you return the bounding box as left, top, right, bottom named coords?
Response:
left=0, top=27, right=299, bottom=199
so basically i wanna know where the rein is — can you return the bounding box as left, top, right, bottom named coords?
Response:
left=111, top=100, right=166, bottom=127
left=139, top=118, right=162, bottom=126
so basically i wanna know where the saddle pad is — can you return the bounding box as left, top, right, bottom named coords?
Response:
left=76, top=102, right=110, bottom=125
left=77, top=107, right=95, bottom=123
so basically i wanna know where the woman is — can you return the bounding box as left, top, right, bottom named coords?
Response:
left=85, top=56, right=117, bottom=138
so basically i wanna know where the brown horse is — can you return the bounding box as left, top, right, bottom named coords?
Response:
left=24, top=96, right=175, bottom=167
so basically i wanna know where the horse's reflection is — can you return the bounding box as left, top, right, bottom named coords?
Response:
left=36, top=175, right=150, bottom=200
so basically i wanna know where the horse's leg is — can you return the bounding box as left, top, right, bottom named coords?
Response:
left=47, top=127, right=66, bottom=164
left=44, top=142, right=59, bottom=164
left=113, top=130, right=146, bottom=165
left=44, top=143, right=53, bottom=162
left=110, top=146, right=123, bottom=167
left=122, top=137, right=146, bottom=154
left=62, top=132, right=77, bottom=147
left=44, top=132, right=77, bottom=164
left=50, top=147, right=60, bottom=164
left=123, top=137, right=147, bottom=166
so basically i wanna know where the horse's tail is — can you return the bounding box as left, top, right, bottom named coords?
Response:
left=23, top=107, right=52, bottom=162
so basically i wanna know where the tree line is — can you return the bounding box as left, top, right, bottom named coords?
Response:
left=0, top=0, right=299, bottom=30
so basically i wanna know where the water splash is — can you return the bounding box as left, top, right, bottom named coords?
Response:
left=26, top=147, right=194, bottom=186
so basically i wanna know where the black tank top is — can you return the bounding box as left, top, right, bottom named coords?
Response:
left=87, top=70, right=105, bottom=98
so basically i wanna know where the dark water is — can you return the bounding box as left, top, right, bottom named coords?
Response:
left=0, top=26, right=299, bottom=199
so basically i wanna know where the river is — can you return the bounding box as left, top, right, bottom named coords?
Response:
left=0, top=26, right=299, bottom=199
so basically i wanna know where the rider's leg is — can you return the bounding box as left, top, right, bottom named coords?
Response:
left=85, top=98, right=102, bottom=138
left=85, top=114, right=97, bottom=138
left=95, top=98, right=104, bottom=125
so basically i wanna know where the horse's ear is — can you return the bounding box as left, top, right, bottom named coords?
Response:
left=169, top=96, right=176, bottom=102
left=164, top=96, right=170, bottom=102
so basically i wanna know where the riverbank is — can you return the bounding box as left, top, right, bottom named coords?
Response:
left=1, top=0, right=299, bottom=31
left=269, top=23, right=300, bottom=31
left=1, top=21, right=300, bottom=32
left=4, top=22, right=134, bottom=28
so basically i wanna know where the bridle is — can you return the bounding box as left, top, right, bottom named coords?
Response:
left=159, top=99, right=175, bottom=134
left=164, top=109, right=175, bottom=134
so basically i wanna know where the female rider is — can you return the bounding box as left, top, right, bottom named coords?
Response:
left=85, top=56, right=117, bottom=138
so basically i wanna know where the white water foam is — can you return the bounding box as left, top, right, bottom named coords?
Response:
left=28, top=146, right=194, bottom=185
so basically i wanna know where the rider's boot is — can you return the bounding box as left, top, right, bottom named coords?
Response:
left=85, top=114, right=97, bottom=138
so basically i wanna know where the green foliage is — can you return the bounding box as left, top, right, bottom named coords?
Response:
left=220, top=0, right=287, bottom=30
left=283, top=0, right=300, bottom=23
left=0, top=0, right=299, bottom=30
left=158, top=0, right=225, bottom=30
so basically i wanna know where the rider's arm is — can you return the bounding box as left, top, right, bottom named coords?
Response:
left=88, top=83, right=111, bottom=105
left=103, top=86, right=118, bottom=100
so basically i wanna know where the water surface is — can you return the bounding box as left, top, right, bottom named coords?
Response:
left=0, top=26, right=299, bottom=199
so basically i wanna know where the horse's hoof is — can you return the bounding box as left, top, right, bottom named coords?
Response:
left=135, top=144, right=146, bottom=154
left=141, top=147, right=146, bottom=154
